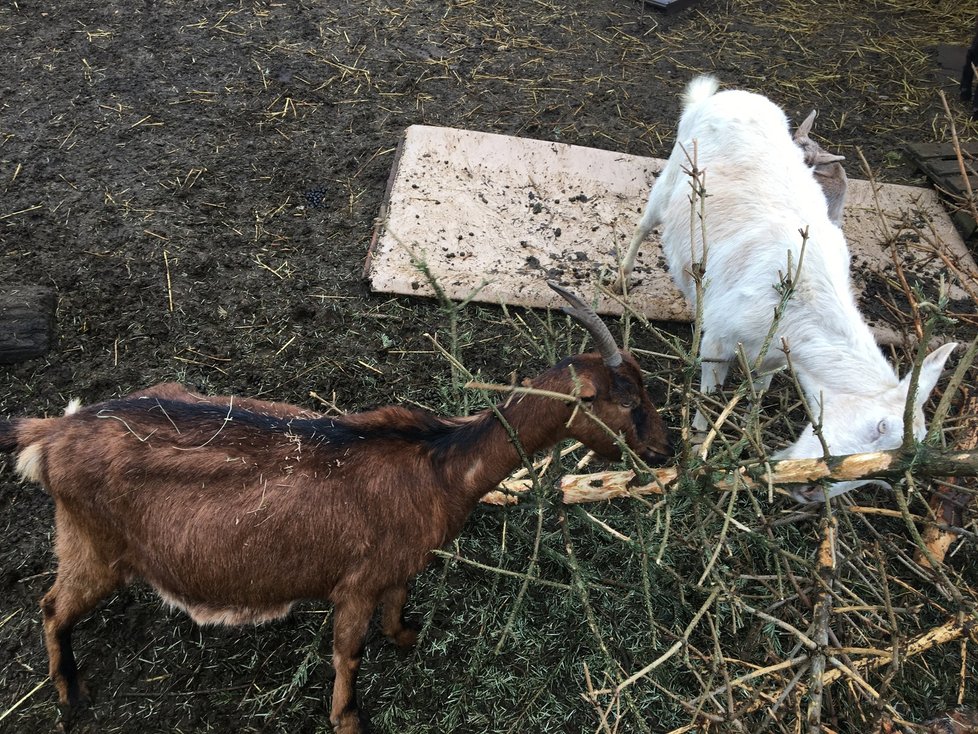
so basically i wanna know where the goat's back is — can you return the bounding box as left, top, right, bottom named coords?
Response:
left=673, top=81, right=829, bottom=226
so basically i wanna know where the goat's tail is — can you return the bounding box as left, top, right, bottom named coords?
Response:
left=1, top=418, right=46, bottom=483
left=0, top=419, right=18, bottom=454
left=683, top=75, right=719, bottom=109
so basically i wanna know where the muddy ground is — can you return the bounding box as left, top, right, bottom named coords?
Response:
left=2, top=2, right=977, bottom=733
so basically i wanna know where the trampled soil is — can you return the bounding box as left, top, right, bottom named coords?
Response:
left=2, top=2, right=976, bottom=733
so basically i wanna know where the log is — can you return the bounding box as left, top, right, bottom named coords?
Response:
left=0, top=285, right=55, bottom=364
left=560, top=447, right=978, bottom=505
left=479, top=446, right=978, bottom=506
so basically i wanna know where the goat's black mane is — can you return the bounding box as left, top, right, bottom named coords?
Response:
left=89, top=397, right=494, bottom=461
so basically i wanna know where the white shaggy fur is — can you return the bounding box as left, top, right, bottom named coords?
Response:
left=628, top=76, right=956, bottom=501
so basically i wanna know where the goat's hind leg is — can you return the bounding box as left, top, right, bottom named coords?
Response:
left=380, top=583, right=418, bottom=648
left=42, top=511, right=123, bottom=715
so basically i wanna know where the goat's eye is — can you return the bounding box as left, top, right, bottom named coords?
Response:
left=876, top=419, right=888, bottom=436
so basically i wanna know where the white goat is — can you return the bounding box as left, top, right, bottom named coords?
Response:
left=627, top=75, right=957, bottom=501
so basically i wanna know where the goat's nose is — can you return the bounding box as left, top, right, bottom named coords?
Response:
left=648, top=431, right=678, bottom=464
left=666, top=431, right=677, bottom=455
left=644, top=452, right=668, bottom=467
left=641, top=445, right=672, bottom=467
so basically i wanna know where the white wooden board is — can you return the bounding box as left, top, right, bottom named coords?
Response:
left=366, top=125, right=976, bottom=344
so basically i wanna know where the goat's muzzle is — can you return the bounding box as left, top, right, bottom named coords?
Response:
left=640, top=432, right=675, bottom=467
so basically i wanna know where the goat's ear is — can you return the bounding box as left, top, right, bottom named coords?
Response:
left=903, top=342, right=958, bottom=407
left=812, top=151, right=845, bottom=165
left=576, top=375, right=597, bottom=402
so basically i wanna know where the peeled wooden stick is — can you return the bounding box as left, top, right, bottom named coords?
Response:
left=555, top=467, right=676, bottom=504
left=481, top=478, right=533, bottom=506
left=480, top=446, right=978, bottom=506
left=560, top=448, right=978, bottom=505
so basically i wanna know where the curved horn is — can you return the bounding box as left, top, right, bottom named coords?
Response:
left=548, top=281, right=623, bottom=368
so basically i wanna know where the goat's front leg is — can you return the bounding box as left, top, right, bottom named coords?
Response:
left=380, top=584, right=418, bottom=648
left=329, top=594, right=375, bottom=734
left=692, top=354, right=730, bottom=434
left=614, top=223, right=651, bottom=293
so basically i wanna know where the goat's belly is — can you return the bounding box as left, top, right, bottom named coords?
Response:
left=701, top=296, right=780, bottom=352
left=156, top=587, right=295, bottom=627
left=133, top=553, right=340, bottom=627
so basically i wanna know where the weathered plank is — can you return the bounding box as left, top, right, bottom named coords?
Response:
left=906, top=141, right=978, bottom=237
left=905, top=141, right=978, bottom=195
left=905, top=141, right=978, bottom=162
left=0, top=285, right=56, bottom=364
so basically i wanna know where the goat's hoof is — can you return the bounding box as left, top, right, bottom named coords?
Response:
left=385, top=621, right=419, bottom=648
left=56, top=697, right=90, bottom=733
left=331, top=709, right=368, bottom=734
left=598, top=269, right=628, bottom=294
left=393, top=626, right=419, bottom=648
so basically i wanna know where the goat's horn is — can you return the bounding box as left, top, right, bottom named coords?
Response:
left=794, top=109, right=816, bottom=139
left=547, top=281, right=623, bottom=368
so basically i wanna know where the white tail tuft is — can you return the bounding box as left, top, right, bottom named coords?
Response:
left=65, top=399, right=82, bottom=415
left=682, top=75, right=719, bottom=109
left=16, top=443, right=44, bottom=483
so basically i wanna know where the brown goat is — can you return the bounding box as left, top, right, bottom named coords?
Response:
left=0, top=283, right=672, bottom=734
